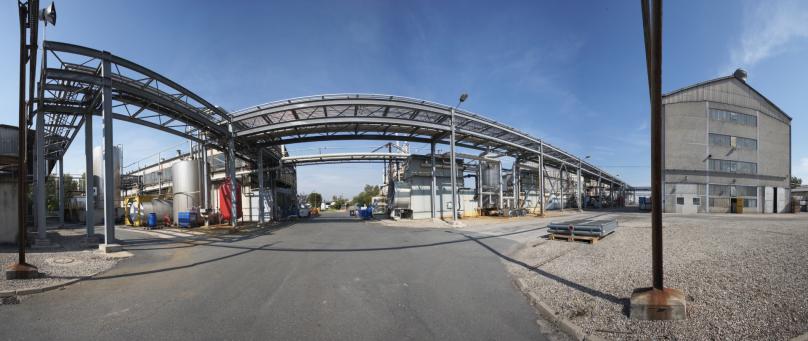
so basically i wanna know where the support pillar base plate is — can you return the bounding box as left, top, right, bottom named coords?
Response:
left=629, top=287, right=687, bottom=320
left=5, top=263, right=41, bottom=280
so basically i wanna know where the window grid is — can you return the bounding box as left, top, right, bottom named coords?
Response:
left=709, top=109, right=757, bottom=127
left=708, top=159, right=757, bottom=174
left=708, top=133, right=757, bottom=150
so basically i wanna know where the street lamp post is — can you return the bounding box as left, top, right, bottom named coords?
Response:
left=449, top=93, right=468, bottom=225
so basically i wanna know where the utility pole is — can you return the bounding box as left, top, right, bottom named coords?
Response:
left=631, top=0, right=686, bottom=320
left=8, top=0, right=56, bottom=279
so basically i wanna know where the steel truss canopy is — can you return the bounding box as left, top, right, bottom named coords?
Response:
left=36, top=41, right=232, bottom=162
left=231, top=94, right=627, bottom=187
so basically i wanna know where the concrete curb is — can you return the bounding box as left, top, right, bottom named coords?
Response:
left=514, top=277, right=607, bottom=341
left=1, top=276, right=85, bottom=298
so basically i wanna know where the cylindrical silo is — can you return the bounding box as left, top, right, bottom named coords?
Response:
left=171, top=159, right=204, bottom=223
left=92, top=146, right=121, bottom=209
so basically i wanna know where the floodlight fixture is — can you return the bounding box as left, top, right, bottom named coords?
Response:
left=40, top=2, right=56, bottom=26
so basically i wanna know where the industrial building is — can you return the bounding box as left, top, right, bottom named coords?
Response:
left=662, top=69, right=792, bottom=213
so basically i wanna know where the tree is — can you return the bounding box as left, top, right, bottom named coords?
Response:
left=791, top=176, right=803, bottom=189
left=45, top=174, right=79, bottom=213
left=352, top=184, right=381, bottom=207
left=331, top=195, right=348, bottom=210
left=307, top=192, right=323, bottom=208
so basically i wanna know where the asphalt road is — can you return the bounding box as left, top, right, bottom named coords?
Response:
left=1, top=212, right=553, bottom=340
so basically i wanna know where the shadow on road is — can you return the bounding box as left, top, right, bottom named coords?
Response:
left=455, top=232, right=630, bottom=316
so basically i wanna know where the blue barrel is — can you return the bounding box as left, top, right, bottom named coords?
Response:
left=178, top=212, right=196, bottom=228
left=147, top=213, right=158, bottom=228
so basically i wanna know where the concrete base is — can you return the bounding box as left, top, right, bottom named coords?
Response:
left=5, top=263, right=41, bottom=280
left=98, top=243, right=123, bottom=253
left=629, top=287, right=687, bottom=320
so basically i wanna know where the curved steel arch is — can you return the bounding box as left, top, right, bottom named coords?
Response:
left=230, top=94, right=625, bottom=186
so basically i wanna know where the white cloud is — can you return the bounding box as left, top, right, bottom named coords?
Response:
left=728, top=0, right=808, bottom=71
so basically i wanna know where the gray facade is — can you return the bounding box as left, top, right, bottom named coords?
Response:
left=662, top=70, right=792, bottom=213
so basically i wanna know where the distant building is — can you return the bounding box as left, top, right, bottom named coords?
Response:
left=662, top=69, right=792, bottom=213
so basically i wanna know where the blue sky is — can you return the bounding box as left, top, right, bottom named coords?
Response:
left=1, top=0, right=806, bottom=198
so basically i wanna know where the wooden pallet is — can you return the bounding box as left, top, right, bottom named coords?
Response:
left=548, top=232, right=609, bottom=244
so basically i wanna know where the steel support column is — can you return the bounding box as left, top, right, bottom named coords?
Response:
left=539, top=142, right=545, bottom=215
left=258, top=150, right=265, bottom=224
left=84, top=112, right=94, bottom=239
left=577, top=159, right=583, bottom=212
left=201, top=138, right=210, bottom=226
left=58, top=155, right=64, bottom=227
left=430, top=142, right=437, bottom=219
left=101, top=55, right=116, bottom=244
left=271, top=166, right=278, bottom=221
left=227, top=124, right=238, bottom=227
left=560, top=166, right=565, bottom=213
left=514, top=159, right=520, bottom=209
left=35, top=107, right=47, bottom=242
left=449, top=107, right=458, bottom=223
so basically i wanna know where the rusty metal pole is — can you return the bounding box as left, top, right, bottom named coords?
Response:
left=7, top=0, right=41, bottom=279
left=631, top=0, right=687, bottom=320
left=642, top=0, right=664, bottom=291
left=16, top=2, right=29, bottom=266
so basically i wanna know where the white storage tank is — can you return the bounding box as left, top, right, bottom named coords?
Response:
left=92, top=146, right=121, bottom=209
left=171, top=159, right=205, bottom=223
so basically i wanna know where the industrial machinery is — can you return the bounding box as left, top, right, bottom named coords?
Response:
left=124, top=194, right=173, bottom=227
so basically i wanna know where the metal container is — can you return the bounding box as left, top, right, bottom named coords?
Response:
left=92, top=146, right=121, bottom=209
left=392, top=181, right=411, bottom=209
left=128, top=198, right=173, bottom=225
left=481, top=160, right=501, bottom=189
left=171, top=159, right=204, bottom=223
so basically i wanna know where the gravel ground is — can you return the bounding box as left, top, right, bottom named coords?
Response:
left=0, top=228, right=126, bottom=296
left=0, top=250, right=121, bottom=293
left=507, top=212, right=808, bottom=340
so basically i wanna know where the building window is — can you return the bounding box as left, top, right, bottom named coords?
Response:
left=735, top=137, right=757, bottom=150
left=744, top=199, right=757, bottom=208
left=709, top=184, right=730, bottom=196
left=709, top=133, right=757, bottom=150
left=710, top=109, right=757, bottom=127
left=735, top=185, right=757, bottom=197
left=708, top=159, right=757, bottom=174
left=709, top=133, right=731, bottom=147
left=676, top=197, right=684, bottom=205
left=693, top=197, right=700, bottom=205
